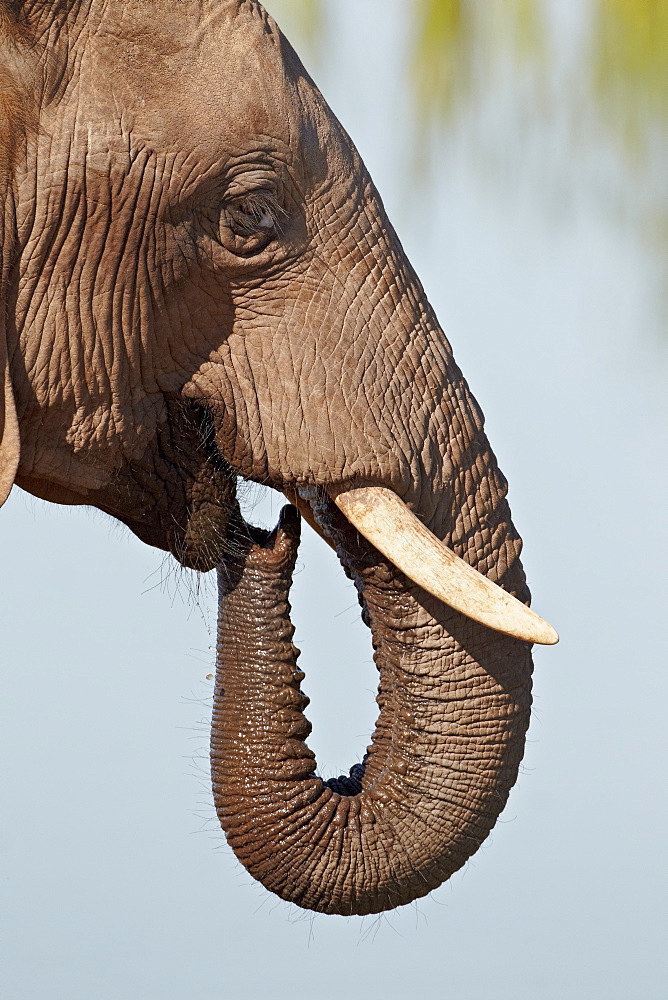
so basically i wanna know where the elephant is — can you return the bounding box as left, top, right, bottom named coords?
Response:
left=0, top=0, right=557, bottom=916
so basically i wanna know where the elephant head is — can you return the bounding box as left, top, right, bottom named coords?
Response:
left=0, top=1, right=556, bottom=915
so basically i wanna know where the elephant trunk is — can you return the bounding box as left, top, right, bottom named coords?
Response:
left=211, top=495, right=533, bottom=916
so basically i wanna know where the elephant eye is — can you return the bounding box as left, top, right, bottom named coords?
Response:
left=226, top=191, right=285, bottom=240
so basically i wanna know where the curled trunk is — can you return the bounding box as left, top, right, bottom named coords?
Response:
left=211, top=503, right=533, bottom=916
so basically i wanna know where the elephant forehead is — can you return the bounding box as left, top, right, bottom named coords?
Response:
left=84, top=1, right=303, bottom=168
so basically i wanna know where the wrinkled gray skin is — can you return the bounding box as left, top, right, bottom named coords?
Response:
left=0, top=0, right=533, bottom=915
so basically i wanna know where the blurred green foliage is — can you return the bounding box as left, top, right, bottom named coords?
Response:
left=411, top=0, right=470, bottom=121
left=270, top=0, right=665, bottom=152
left=594, top=0, right=668, bottom=150
left=412, top=0, right=668, bottom=142
left=411, top=0, right=544, bottom=121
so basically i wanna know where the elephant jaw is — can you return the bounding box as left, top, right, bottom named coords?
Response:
left=284, top=485, right=558, bottom=647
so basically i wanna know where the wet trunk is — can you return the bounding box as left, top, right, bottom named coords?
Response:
left=211, top=503, right=533, bottom=916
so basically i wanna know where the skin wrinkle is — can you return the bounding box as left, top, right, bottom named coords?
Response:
left=285, top=241, right=415, bottom=482
left=119, top=155, right=163, bottom=399
left=21, top=160, right=74, bottom=351
left=24, top=107, right=230, bottom=478
left=26, top=160, right=88, bottom=397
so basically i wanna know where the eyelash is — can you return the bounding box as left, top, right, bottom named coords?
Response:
left=227, top=192, right=286, bottom=238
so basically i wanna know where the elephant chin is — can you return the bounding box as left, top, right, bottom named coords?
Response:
left=210, top=499, right=533, bottom=916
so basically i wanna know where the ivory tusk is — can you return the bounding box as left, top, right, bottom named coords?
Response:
left=331, top=486, right=559, bottom=646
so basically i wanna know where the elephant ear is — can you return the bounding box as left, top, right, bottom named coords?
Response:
left=0, top=28, right=36, bottom=508
left=0, top=328, right=19, bottom=507
left=0, top=137, right=20, bottom=510
left=0, top=177, right=20, bottom=506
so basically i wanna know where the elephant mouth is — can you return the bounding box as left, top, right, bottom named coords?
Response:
left=281, top=483, right=558, bottom=646
left=163, top=399, right=556, bottom=645
left=163, top=402, right=556, bottom=645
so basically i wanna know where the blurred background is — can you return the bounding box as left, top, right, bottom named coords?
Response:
left=1, top=2, right=666, bottom=998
